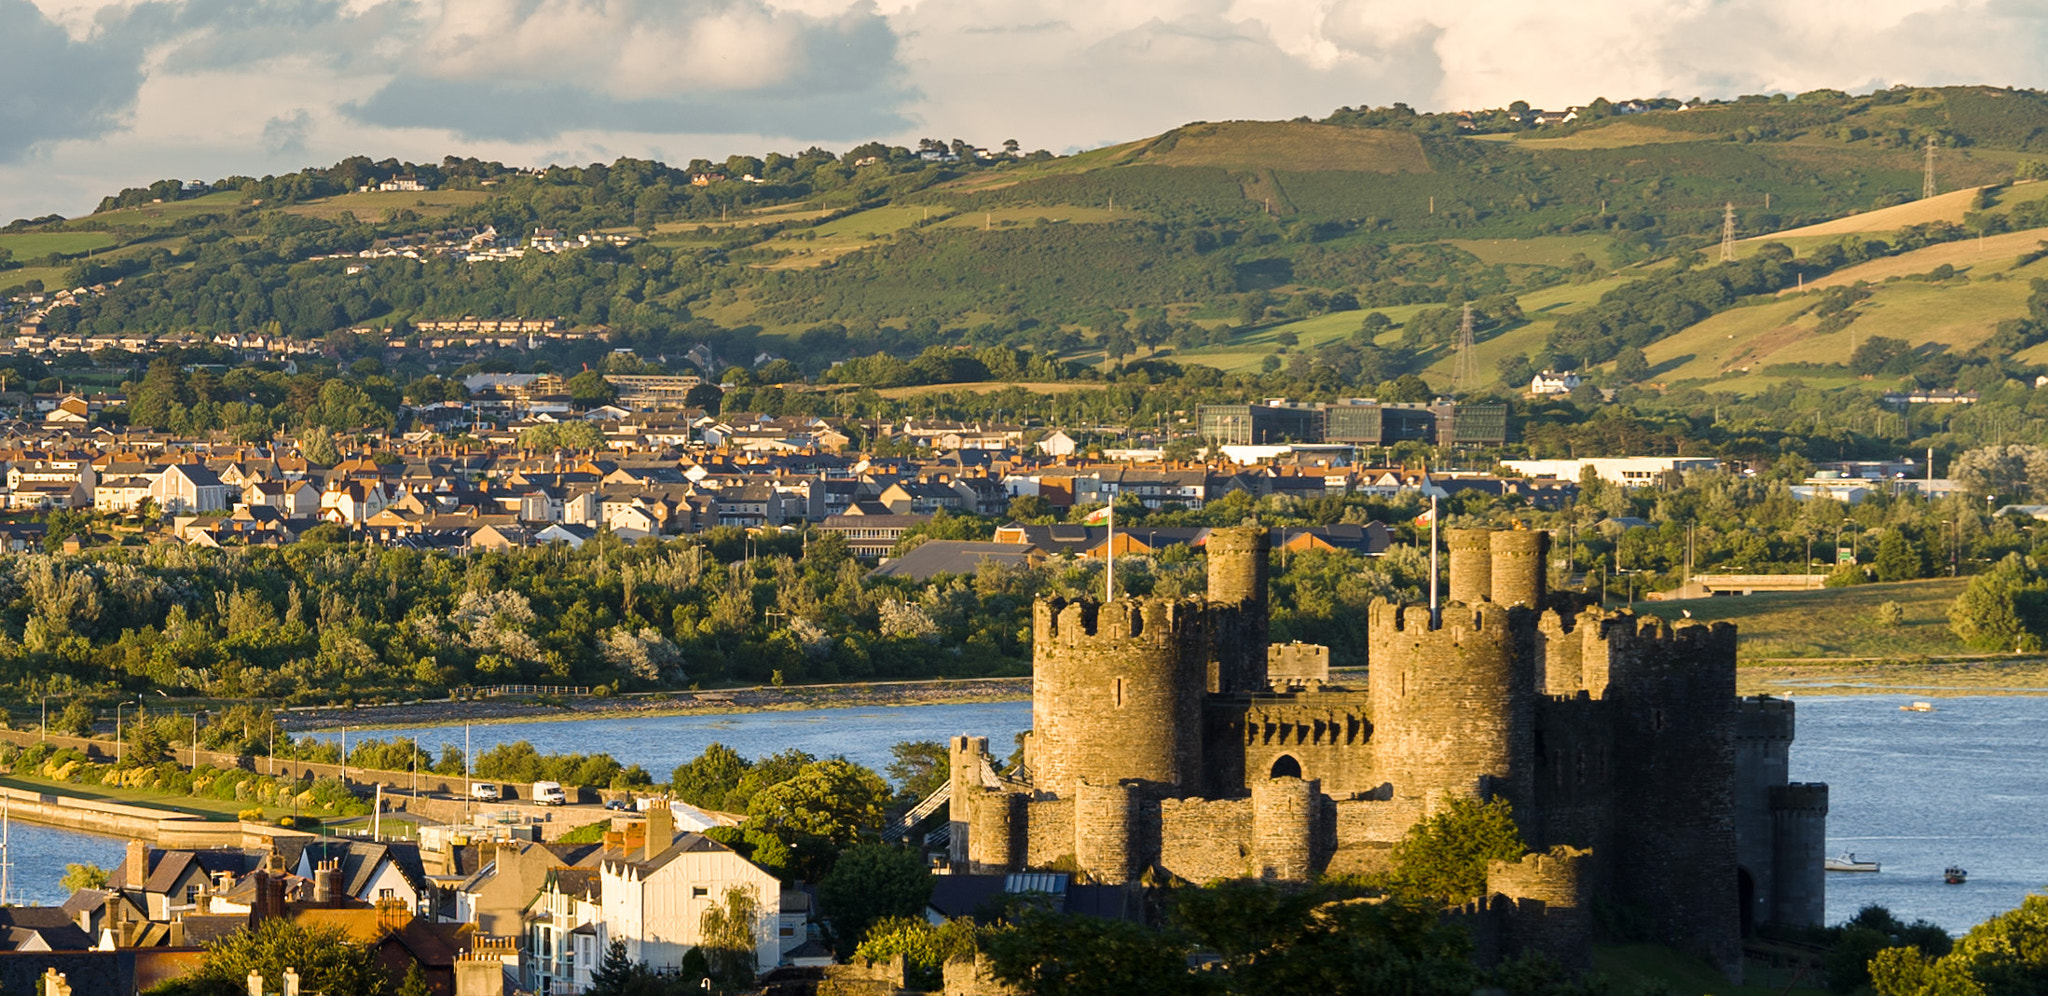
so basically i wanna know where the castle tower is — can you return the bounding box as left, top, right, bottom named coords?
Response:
left=1206, top=526, right=1270, bottom=692
left=1488, top=846, right=1595, bottom=972
left=1074, top=780, right=1136, bottom=884
left=1251, top=776, right=1317, bottom=880
left=1447, top=529, right=1494, bottom=604
left=948, top=736, right=991, bottom=867
left=1733, top=698, right=1795, bottom=934
left=964, top=788, right=1023, bottom=874
left=1490, top=530, right=1548, bottom=609
left=1768, top=783, right=1829, bottom=928
left=1030, top=597, right=1208, bottom=798
left=1367, top=601, right=1535, bottom=809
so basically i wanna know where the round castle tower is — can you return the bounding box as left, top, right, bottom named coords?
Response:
left=1030, top=597, right=1208, bottom=798
left=1448, top=529, right=1494, bottom=605
left=1768, top=782, right=1829, bottom=928
left=1367, top=595, right=1536, bottom=810
left=1205, top=526, right=1270, bottom=693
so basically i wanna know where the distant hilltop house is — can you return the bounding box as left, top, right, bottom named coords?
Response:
left=1530, top=370, right=1582, bottom=395
left=1881, top=389, right=1978, bottom=407
left=377, top=177, right=429, bottom=192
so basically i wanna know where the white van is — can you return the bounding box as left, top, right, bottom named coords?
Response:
left=532, top=781, right=567, bottom=806
left=470, top=782, right=501, bottom=801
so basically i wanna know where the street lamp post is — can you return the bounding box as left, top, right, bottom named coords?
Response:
left=115, top=699, right=137, bottom=764
left=39, top=694, right=49, bottom=743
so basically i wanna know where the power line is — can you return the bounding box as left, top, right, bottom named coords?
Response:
left=1720, top=202, right=1737, bottom=262
left=1454, top=301, right=1478, bottom=394
left=1924, top=136, right=1938, bottom=199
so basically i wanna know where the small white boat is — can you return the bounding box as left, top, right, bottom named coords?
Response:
left=1901, top=701, right=1935, bottom=712
left=1825, top=852, right=1881, bottom=872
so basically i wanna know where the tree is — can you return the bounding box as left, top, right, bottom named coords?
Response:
left=1870, top=893, right=2048, bottom=996
left=1948, top=554, right=2048, bottom=652
left=1874, top=529, right=1929, bottom=582
left=298, top=427, right=341, bottom=465
left=1954, top=444, right=2048, bottom=502
left=745, top=758, right=892, bottom=848
left=153, top=919, right=386, bottom=996
left=1613, top=346, right=1649, bottom=382
left=671, top=743, right=750, bottom=811
left=567, top=370, right=617, bottom=407
left=396, top=963, right=431, bottom=996
left=699, top=884, right=761, bottom=986
left=1382, top=796, right=1527, bottom=904
left=817, top=844, right=934, bottom=956
left=61, top=862, right=109, bottom=892
left=856, top=916, right=981, bottom=991
left=56, top=700, right=94, bottom=738
left=886, top=741, right=949, bottom=799
left=984, top=909, right=1207, bottom=996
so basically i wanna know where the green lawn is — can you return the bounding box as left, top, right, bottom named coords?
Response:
left=0, top=232, right=120, bottom=258
left=1632, top=577, right=1970, bottom=661
left=1445, top=235, right=1615, bottom=267
left=79, top=191, right=245, bottom=229
left=0, top=265, right=71, bottom=295
left=0, top=772, right=273, bottom=822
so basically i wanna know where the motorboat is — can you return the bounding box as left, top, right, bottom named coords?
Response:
left=1945, top=866, right=1968, bottom=884
left=1825, top=852, right=1881, bottom=872
left=1901, top=701, right=1935, bottom=712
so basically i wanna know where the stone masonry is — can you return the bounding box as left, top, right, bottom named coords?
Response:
left=948, top=526, right=1825, bottom=979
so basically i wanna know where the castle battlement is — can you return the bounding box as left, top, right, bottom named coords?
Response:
left=1736, top=697, right=1796, bottom=741
left=1488, top=845, right=1593, bottom=905
left=1034, top=596, right=1201, bottom=646
left=1368, top=598, right=1520, bottom=636
left=1768, top=782, right=1829, bottom=813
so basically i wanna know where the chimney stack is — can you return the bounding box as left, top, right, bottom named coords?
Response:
left=313, top=861, right=337, bottom=906
left=126, top=840, right=148, bottom=891
left=644, top=799, right=674, bottom=862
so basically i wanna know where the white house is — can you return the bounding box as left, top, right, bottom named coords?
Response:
left=600, top=802, right=783, bottom=978
left=94, top=475, right=157, bottom=513
left=1035, top=430, right=1079, bottom=457
left=294, top=840, right=426, bottom=912
left=150, top=464, right=231, bottom=513
left=1529, top=370, right=1582, bottom=395
left=1502, top=457, right=1722, bottom=486
left=244, top=480, right=320, bottom=518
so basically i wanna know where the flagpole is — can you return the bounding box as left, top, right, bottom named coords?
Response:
left=1428, top=487, right=1440, bottom=627
left=1105, top=501, right=1115, bottom=601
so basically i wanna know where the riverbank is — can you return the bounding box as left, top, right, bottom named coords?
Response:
left=284, top=676, right=1031, bottom=732
left=1739, top=658, right=2048, bottom=697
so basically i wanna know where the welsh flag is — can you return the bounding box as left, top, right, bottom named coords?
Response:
left=1413, top=506, right=1435, bottom=527
left=1082, top=504, right=1114, bottom=525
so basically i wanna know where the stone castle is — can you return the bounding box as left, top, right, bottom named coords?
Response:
left=946, top=527, right=1826, bottom=976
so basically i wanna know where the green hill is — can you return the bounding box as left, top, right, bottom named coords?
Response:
left=12, top=83, right=2048, bottom=402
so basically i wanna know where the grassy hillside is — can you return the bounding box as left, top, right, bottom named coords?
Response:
left=1633, top=578, right=1969, bottom=660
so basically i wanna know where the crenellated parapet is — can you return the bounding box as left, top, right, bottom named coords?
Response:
left=1737, top=696, right=1796, bottom=742
left=1032, top=596, right=1210, bottom=798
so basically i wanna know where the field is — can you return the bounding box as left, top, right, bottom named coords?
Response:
left=872, top=381, right=1085, bottom=399
left=1170, top=305, right=1434, bottom=374
left=0, top=265, right=72, bottom=295
left=1632, top=578, right=1970, bottom=661
left=1128, top=121, right=1431, bottom=173
left=933, top=205, right=1131, bottom=229
left=78, top=190, right=245, bottom=229
left=0, top=232, right=120, bottom=258
left=1797, top=226, right=2048, bottom=289
left=281, top=188, right=493, bottom=221
left=1444, top=235, right=1615, bottom=267
left=1646, top=251, right=2048, bottom=383
left=1511, top=122, right=1717, bottom=150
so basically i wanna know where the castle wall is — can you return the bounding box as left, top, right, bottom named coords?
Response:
left=1602, top=614, right=1743, bottom=979
left=1527, top=695, right=1615, bottom=873
left=964, top=789, right=1023, bottom=874
left=1266, top=642, right=1330, bottom=689
left=1250, top=777, right=1316, bottom=880
left=948, top=736, right=991, bottom=868
left=1233, top=692, right=1376, bottom=796
left=1031, top=597, right=1208, bottom=798
left=1023, top=797, right=1074, bottom=872
left=1074, top=782, right=1134, bottom=885
left=1155, top=797, right=1255, bottom=883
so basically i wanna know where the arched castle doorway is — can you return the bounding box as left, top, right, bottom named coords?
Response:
left=1270, top=755, right=1302, bottom=779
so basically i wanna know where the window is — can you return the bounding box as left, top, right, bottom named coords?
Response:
left=691, top=886, right=709, bottom=898
left=184, top=885, right=201, bottom=906
left=379, top=888, right=395, bottom=901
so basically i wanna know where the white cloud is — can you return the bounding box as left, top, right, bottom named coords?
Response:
left=7, top=0, right=2048, bottom=221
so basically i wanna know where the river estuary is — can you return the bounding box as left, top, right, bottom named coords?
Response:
left=11, top=695, right=2044, bottom=932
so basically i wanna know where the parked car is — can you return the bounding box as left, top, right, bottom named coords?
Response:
left=604, top=800, right=632, bottom=811
left=470, top=782, right=501, bottom=801
left=532, top=781, right=567, bottom=806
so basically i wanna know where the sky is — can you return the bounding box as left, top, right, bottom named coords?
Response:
left=5, top=0, right=2048, bottom=221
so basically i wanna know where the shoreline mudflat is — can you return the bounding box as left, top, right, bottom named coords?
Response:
left=281, top=676, right=1033, bottom=732
left=1739, top=658, right=2048, bottom=697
